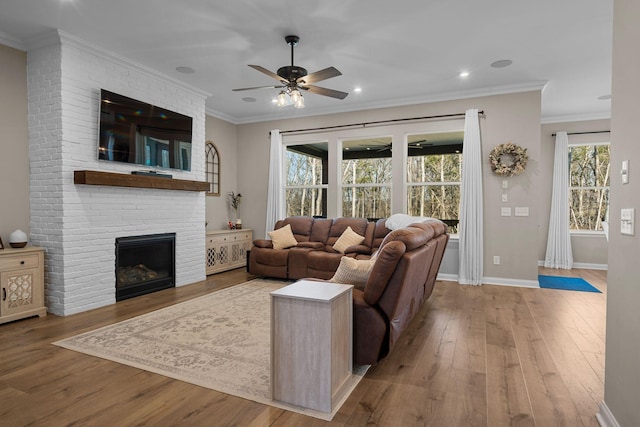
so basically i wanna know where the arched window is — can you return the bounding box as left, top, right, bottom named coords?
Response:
left=205, top=141, right=220, bottom=196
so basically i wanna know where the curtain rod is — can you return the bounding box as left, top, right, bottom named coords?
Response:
left=551, top=130, right=610, bottom=137
left=274, top=111, right=484, bottom=136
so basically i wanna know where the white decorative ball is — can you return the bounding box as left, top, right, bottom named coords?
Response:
left=9, top=229, right=28, bottom=248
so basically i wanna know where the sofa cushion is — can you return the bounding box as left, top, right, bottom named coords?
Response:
left=330, top=256, right=375, bottom=290
left=275, top=216, right=314, bottom=242
left=364, top=240, right=406, bottom=305
left=268, top=224, right=298, bottom=250
left=333, top=226, right=365, bottom=253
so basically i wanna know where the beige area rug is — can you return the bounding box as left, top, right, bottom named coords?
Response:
left=54, top=279, right=368, bottom=421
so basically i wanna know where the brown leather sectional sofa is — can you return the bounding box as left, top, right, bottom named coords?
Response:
left=249, top=216, right=449, bottom=365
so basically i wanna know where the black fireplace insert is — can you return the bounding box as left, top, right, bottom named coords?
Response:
left=115, top=233, right=175, bottom=301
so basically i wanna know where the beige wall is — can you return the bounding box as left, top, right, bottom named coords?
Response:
left=205, top=115, right=239, bottom=230
left=602, top=0, right=640, bottom=425
left=0, top=44, right=29, bottom=247
left=237, top=91, right=542, bottom=283
left=539, top=120, right=610, bottom=267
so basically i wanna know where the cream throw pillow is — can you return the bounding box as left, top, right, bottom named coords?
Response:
left=268, top=224, right=298, bottom=250
left=330, top=256, right=375, bottom=289
left=333, top=226, right=365, bottom=253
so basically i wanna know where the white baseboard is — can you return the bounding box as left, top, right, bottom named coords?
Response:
left=436, top=273, right=458, bottom=282
left=537, top=260, right=608, bottom=270
left=573, top=262, right=608, bottom=270
left=436, top=274, right=539, bottom=288
left=482, top=276, right=540, bottom=288
left=596, top=401, right=621, bottom=427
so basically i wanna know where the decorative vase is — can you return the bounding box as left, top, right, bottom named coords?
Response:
left=9, top=229, right=28, bottom=248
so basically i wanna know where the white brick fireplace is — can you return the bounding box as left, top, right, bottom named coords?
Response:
left=27, top=31, right=208, bottom=315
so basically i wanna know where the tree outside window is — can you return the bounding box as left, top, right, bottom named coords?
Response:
left=569, top=143, right=610, bottom=231
left=341, top=138, right=392, bottom=220
left=285, top=142, right=327, bottom=217
left=406, top=132, right=463, bottom=233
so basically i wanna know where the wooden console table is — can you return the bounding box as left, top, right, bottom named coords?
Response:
left=0, top=247, right=47, bottom=324
left=206, top=229, right=252, bottom=275
left=270, top=280, right=353, bottom=413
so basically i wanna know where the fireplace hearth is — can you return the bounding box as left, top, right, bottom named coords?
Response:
left=115, top=233, right=176, bottom=301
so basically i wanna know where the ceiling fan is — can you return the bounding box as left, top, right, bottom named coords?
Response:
left=232, top=35, right=348, bottom=108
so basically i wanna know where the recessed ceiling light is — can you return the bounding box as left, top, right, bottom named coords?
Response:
left=491, top=59, right=513, bottom=68
left=242, top=97, right=257, bottom=103
left=459, top=71, right=470, bottom=78
left=354, top=87, right=362, bottom=93
left=176, top=66, right=195, bottom=74
left=598, top=94, right=611, bottom=100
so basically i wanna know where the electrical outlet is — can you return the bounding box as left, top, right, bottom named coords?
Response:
left=501, top=207, right=512, bottom=216
left=502, top=180, right=508, bottom=189
left=502, top=193, right=508, bottom=202
left=493, top=256, right=500, bottom=265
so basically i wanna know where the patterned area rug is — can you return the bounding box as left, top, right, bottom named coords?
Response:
left=54, top=279, right=368, bottom=421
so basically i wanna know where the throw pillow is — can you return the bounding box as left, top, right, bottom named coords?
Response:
left=268, top=224, right=298, bottom=250
left=330, top=256, right=375, bottom=290
left=333, top=226, right=365, bottom=253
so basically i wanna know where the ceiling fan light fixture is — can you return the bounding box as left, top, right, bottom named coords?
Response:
left=294, top=93, right=305, bottom=109
left=290, top=88, right=301, bottom=103
left=276, top=91, right=289, bottom=107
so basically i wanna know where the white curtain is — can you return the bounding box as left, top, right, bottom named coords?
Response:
left=458, top=109, right=484, bottom=285
left=265, top=129, right=284, bottom=238
left=544, top=131, right=573, bottom=269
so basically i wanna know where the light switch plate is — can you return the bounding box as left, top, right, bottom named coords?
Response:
left=621, top=208, right=635, bottom=236
left=502, top=193, right=508, bottom=202
left=502, top=180, right=508, bottom=189
left=501, top=207, right=512, bottom=217
left=515, top=207, right=529, bottom=216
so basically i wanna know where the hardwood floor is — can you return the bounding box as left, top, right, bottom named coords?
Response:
left=0, top=267, right=606, bottom=426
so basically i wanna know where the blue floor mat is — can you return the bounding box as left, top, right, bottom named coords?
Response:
left=538, top=275, right=602, bottom=293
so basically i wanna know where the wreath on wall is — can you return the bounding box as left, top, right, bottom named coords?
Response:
left=489, top=143, right=528, bottom=177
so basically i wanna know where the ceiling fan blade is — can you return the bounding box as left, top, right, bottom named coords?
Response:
left=298, top=66, right=342, bottom=84
left=300, top=84, right=349, bottom=100
left=232, top=84, right=284, bottom=92
left=248, top=65, right=285, bottom=82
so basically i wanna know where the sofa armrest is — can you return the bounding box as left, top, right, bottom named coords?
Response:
left=253, top=239, right=274, bottom=249
left=296, top=241, right=325, bottom=249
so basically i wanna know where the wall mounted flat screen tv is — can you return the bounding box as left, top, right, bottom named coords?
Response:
left=98, top=89, right=193, bottom=171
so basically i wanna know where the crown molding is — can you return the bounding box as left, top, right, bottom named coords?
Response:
left=205, top=107, right=239, bottom=124
left=229, top=81, right=549, bottom=125
left=541, top=111, right=611, bottom=124
left=0, top=30, right=26, bottom=51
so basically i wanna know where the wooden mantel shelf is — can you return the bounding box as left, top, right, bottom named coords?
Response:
left=74, top=170, right=209, bottom=192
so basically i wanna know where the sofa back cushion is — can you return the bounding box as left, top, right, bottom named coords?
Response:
left=364, top=240, right=406, bottom=305
left=309, top=218, right=332, bottom=243
left=326, top=218, right=371, bottom=253
left=383, top=225, right=432, bottom=252
left=371, top=219, right=391, bottom=252
left=275, top=216, right=314, bottom=242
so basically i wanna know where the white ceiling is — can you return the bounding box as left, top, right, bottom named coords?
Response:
left=0, top=0, right=612, bottom=124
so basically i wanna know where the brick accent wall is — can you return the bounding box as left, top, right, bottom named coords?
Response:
left=27, top=31, right=207, bottom=315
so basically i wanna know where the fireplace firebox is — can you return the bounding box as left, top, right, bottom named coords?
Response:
left=115, top=233, right=175, bottom=301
